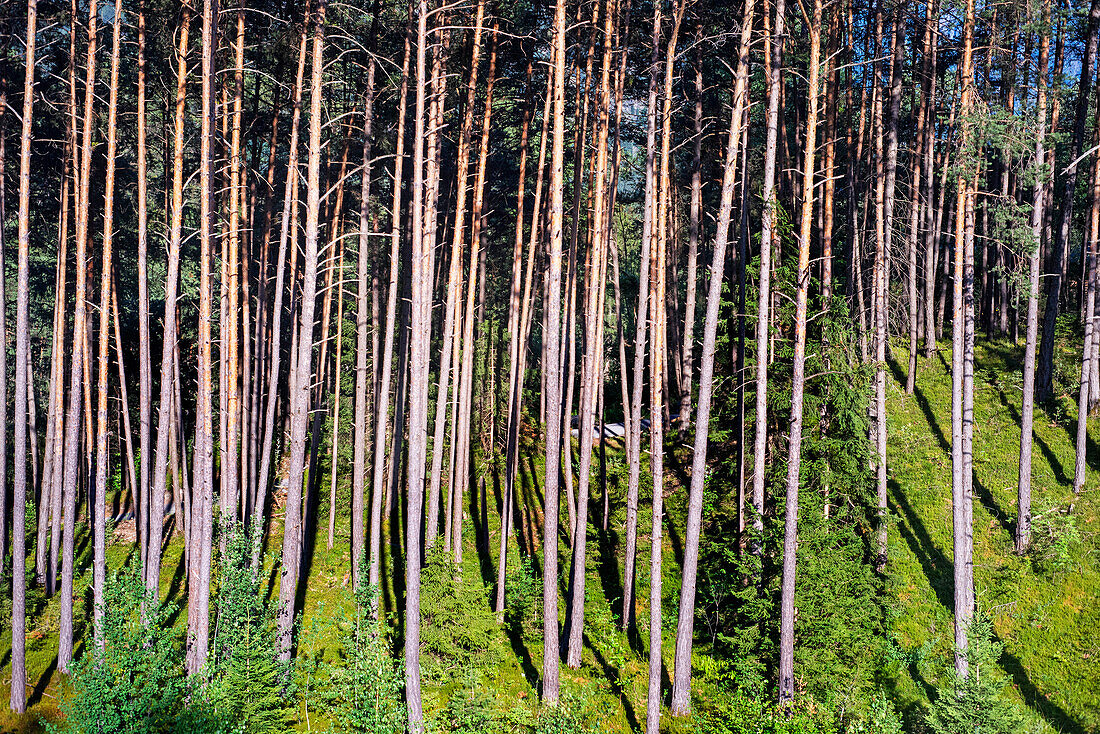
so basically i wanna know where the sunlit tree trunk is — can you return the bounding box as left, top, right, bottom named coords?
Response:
left=1019, top=0, right=1050, bottom=550
left=779, top=0, right=821, bottom=703
left=278, top=0, right=327, bottom=661
left=10, top=0, right=38, bottom=710
left=670, top=0, right=755, bottom=713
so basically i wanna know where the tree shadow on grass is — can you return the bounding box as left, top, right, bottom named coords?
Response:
left=583, top=633, right=640, bottom=733
left=888, top=477, right=953, bottom=612
left=504, top=619, right=539, bottom=688
left=997, top=633, right=1088, bottom=734
left=995, top=387, right=1071, bottom=486
left=29, top=655, right=57, bottom=708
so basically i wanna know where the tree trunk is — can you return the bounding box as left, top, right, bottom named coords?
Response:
left=187, top=0, right=218, bottom=676
left=753, top=0, right=786, bottom=539
left=1037, top=0, right=1100, bottom=402
left=59, top=0, right=99, bottom=671
left=952, top=0, right=977, bottom=679
left=10, top=0, right=38, bottom=709
left=779, top=0, right=821, bottom=704
left=670, top=0, right=755, bottom=712
left=1019, top=0, right=1050, bottom=550
left=277, top=0, right=327, bottom=662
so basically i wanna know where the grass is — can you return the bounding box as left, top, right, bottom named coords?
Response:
left=1, top=336, right=1098, bottom=733
left=886, top=339, right=1100, bottom=733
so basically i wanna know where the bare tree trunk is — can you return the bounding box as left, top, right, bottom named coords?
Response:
left=872, top=5, right=889, bottom=569
left=779, top=0, right=821, bottom=704
left=93, top=0, right=123, bottom=643
left=187, top=0, right=218, bottom=675
left=148, top=1, right=191, bottom=598
left=922, top=0, right=939, bottom=358
left=753, top=0, right=786, bottom=539
left=370, top=8, right=412, bottom=594
left=542, top=0, right=567, bottom=703
left=10, top=0, right=38, bottom=709
left=253, top=18, right=309, bottom=572
left=351, top=43, right=378, bottom=587
left=328, top=242, right=346, bottom=550
left=679, top=40, right=703, bottom=431
left=136, top=0, right=152, bottom=577
left=622, top=0, right=660, bottom=632
left=1073, top=70, right=1100, bottom=496
left=60, top=0, right=98, bottom=671
left=564, top=0, right=614, bottom=668
left=670, top=0, right=754, bottom=712
left=277, top=0, right=327, bottom=661
left=405, top=2, right=431, bottom=726
left=0, top=85, right=8, bottom=587
left=953, top=0, right=976, bottom=679
left=1019, top=0, right=1050, bottom=550
left=454, top=25, right=498, bottom=565
left=1037, top=0, right=1100, bottom=402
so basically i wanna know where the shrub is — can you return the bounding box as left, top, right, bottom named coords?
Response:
left=47, top=568, right=191, bottom=734
left=322, top=581, right=406, bottom=734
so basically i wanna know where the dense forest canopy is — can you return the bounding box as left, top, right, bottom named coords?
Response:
left=0, top=0, right=1099, bottom=731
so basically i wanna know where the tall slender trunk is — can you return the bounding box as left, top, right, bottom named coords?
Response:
left=542, top=0, right=567, bottom=703
left=253, top=18, right=309, bottom=572
left=753, top=0, right=786, bottom=538
left=187, top=0, right=218, bottom=676
left=646, top=6, right=685, bottom=731
left=1037, top=0, right=1100, bottom=402
left=953, top=0, right=977, bottom=679
left=1019, top=0, right=1050, bottom=550
left=328, top=241, right=346, bottom=550
left=1073, top=65, right=1100, bottom=496
left=148, top=2, right=191, bottom=599
left=872, top=5, right=889, bottom=569
left=370, top=8, right=412, bottom=593
left=0, top=84, right=8, bottom=587
left=405, top=1, right=431, bottom=726
left=10, top=0, right=38, bottom=710
left=60, top=0, right=98, bottom=671
left=351, top=5, right=379, bottom=583
left=922, top=0, right=940, bottom=358
left=92, top=0, right=123, bottom=644
left=622, top=0, right=661, bottom=632
left=670, top=0, right=755, bottom=713
left=679, top=40, right=703, bottom=431
left=779, top=0, right=821, bottom=704
left=453, top=25, right=498, bottom=565
left=277, top=0, right=327, bottom=661
left=136, top=0, right=152, bottom=577
left=565, top=0, right=614, bottom=668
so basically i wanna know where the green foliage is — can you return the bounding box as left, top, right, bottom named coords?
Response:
left=418, top=545, right=504, bottom=682
left=695, top=692, right=838, bottom=734
left=505, top=553, right=542, bottom=636
left=205, top=523, right=292, bottom=734
left=926, top=615, right=1026, bottom=734
left=1026, top=504, right=1081, bottom=575
left=47, top=568, right=191, bottom=734
left=321, top=581, right=406, bottom=734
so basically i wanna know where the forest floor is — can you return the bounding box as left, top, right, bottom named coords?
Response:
left=0, top=336, right=1098, bottom=733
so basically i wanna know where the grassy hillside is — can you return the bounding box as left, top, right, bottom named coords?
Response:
left=0, top=337, right=1097, bottom=733
left=886, top=340, right=1100, bottom=733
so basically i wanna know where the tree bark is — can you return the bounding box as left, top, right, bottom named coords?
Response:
left=670, top=0, right=755, bottom=712
left=1019, top=0, right=1050, bottom=550
left=277, top=0, right=327, bottom=661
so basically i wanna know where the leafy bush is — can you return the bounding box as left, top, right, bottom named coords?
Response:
left=696, top=692, right=838, bottom=734
left=926, top=615, right=1025, bottom=734
left=47, top=568, right=194, bottom=734
left=322, top=581, right=406, bottom=734
left=1027, top=504, right=1080, bottom=575
left=205, top=523, right=292, bottom=734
